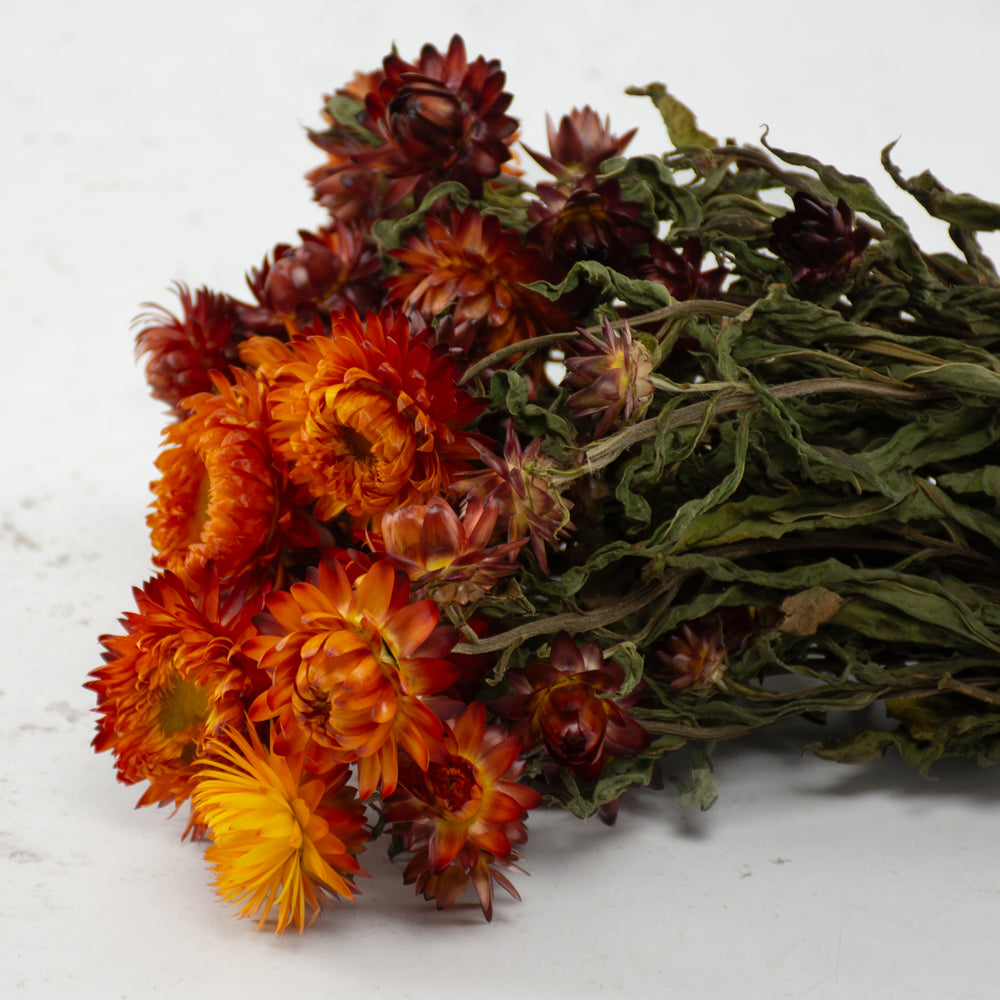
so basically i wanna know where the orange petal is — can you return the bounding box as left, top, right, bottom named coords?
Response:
left=383, top=600, right=440, bottom=657
left=430, top=822, right=469, bottom=872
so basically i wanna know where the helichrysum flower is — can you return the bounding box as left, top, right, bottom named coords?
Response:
left=134, top=283, right=248, bottom=415
left=193, top=726, right=368, bottom=934
left=240, top=224, right=383, bottom=336
left=397, top=843, right=528, bottom=924
left=461, top=422, right=574, bottom=575
left=385, top=701, right=541, bottom=920
left=244, top=308, right=483, bottom=524
left=500, top=631, right=649, bottom=782
left=634, top=236, right=729, bottom=301
left=247, top=557, right=457, bottom=799
left=562, top=316, right=655, bottom=437
left=354, top=35, right=518, bottom=203
left=522, top=106, right=637, bottom=185
left=386, top=206, right=565, bottom=358
left=768, top=191, right=871, bottom=292
left=654, top=623, right=728, bottom=689
left=526, top=175, right=650, bottom=271
left=148, top=368, right=313, bottom=592
left=307, top=135, right=392, bottom=224
left=369, top=496, right=526, bottom=604
left=87, top=570, right=266, bottom=810
left=304, top=67, right=395, bottom=221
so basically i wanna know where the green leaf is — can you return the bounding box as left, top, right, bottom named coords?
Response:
left=614, top=155, right=703, bottom=228
left=626, top=83, right=717, bottom=150
left=488, top=369, right=577, bottom=456
left=526, top=260, right=672, bottom=311
left=552, top=754, right=667, bottom=819
left=605, top=640, right=644, bottom=696
left=805, top=729, right=923, bottom=767
left=840, top=577, right=1000, bottom=653
left=672, top=742, right=719, bottom=810
left=313, top=93, right=380, bottom=146
left=882, top=141, right=1000, bottom=232
left=370, top=181, right=472, bottom=251
left=937, top=465, right=1000, bottom=501
left=808, top=702, right=1000, bottom=772
left=903, top=361, right=1000, bottom=399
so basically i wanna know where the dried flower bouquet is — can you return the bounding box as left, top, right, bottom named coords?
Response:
left=89, top=35, right=1000, bottom=932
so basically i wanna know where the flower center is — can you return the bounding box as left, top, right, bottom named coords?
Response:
left=389, top=82, right=468, bottom=164
left=338, top=424, right=374, bottom=464
left=157, top=673, right=210, bottom=757
left=326, top=384, right=416, bottom=478
left=428, top=757, right=482, bottom=819
left=538, top=680, right=607, bottom=762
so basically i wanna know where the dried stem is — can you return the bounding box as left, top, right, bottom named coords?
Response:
left=458, top=301, right=746, bottom=385
left=451, top=578, right=674, bottom=656
left=563, top=375, right=931, bottom=479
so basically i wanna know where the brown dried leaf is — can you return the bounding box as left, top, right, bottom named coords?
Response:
left=778, top=586, right=846, bottom=636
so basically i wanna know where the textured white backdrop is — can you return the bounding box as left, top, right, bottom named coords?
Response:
left=4, top=1, right=1000, bottom=997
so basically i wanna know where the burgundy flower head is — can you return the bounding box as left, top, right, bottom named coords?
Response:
left=499, top=632, right=649, bottom=781
left=769, top=191, right=871, bottom=292
left=635, top=236, right=728, bottom=301
left=523, top=106, right=637, bottom=184
left=355, top=35, right=518, bottom=204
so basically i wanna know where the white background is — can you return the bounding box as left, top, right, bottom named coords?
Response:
left=4, top=1, right=1000, bottom=997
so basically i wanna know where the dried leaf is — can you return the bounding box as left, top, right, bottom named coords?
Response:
left=882, top=141, right=1000, bottom=232
left=778, top=587, right=846, bottom=636
left=626, top=83, right=717, bottom=150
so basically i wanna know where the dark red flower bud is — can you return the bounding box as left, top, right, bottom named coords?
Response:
left=133, top=284, right=248, bottom=414
left=355, top=35, right=518, bottom=202
left=498, top=631, right=649, bottom=782
left=241, top=225, right=383, bottom=334
left=307, top=131, right=392, bottom=224
left=534, top=680, right=609, bottom=780
left=262, top=241, right=345, bottom=316
left=386, top=79, right=469, bottom=165
left=635, top=236, right=728, bottom=301
left=769, top=191, right=871, bottom=292
left=524, top=106, right=637, bottom=184
left=527, top=176, right=650, bottom=270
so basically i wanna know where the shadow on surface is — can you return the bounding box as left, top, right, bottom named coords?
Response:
left=708, top=707, right=1000, bottom=804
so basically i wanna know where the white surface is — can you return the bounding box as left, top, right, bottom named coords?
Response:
left=4, top=1, right=1000, bottom=997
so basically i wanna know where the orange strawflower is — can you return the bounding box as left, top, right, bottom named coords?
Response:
left=87, top=570, right=266, bottom=810
left=247, top=557, right=458, bottom=798
left=386, top=206, right=565, bottom=358
left=148, top=368, right=311, bottom=591
left=385, top=701, right=542, bottom=920
left=370, top=496, right=526, bottom=604
left=193, top=726, right=368, bottom=934
left=244, top=308, right=483, bottom=524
